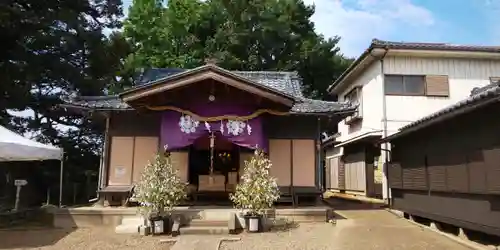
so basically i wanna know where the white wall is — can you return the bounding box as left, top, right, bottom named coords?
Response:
left=333, top=55, right=500, bottom=199
left=383, top=56, right=500, bottom=136
left=336, top=56, right=500, bottom=141
left=337, top=61, right=383, bottom=142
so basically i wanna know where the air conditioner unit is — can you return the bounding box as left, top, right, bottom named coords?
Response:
left=344, top=110, right=362, bottom=125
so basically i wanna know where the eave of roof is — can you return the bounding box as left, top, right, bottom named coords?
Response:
left=327, top=39, right=500, bottom=94
left=60, top=95, right=356, bottom=116
left=382, top=82, right=500, bottom=142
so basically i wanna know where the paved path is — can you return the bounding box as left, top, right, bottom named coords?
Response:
left=331, top=210, right=469, bottom=250
left=170, top=235, right=241, bottom=250
left=170, top=235, right=219, bottom=250
left=220, top=209, right=470, bottom=250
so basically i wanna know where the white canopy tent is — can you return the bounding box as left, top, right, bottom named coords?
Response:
left=0, top=126, right=64, bottom=207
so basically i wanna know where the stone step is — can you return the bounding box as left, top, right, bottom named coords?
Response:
left=179, top=225, right=229, bottom=235
left=188, top=220, right=228, bottom=227
left=121, top=216, right=144, bottom=225
left=199, top=209, right=236, bottom=221
left=115, top=224, right=139, bottom=234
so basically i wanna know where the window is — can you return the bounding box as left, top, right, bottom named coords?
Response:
left=490, top=77, right=500, bottom=84
left=343, top=87, right=363, bottom=124
left=344, top=87, right=361, bottom=105
left=385, top=74, right=449, bottom=97
left=385, top=75, right=425, bottom=95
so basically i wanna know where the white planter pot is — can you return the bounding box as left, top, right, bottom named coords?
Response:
left=248, top=217, right=260, bottom=232
left=153, top=219, right=164, bottom=234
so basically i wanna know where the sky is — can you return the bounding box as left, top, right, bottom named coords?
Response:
left=123, top=0, right=500, bottom=58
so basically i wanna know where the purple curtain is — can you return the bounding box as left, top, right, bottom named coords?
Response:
left=160, top=102, right=267, bottom=152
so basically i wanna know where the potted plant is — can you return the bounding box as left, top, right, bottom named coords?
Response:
left=229, top=149, right=280, bottom=232
left=133, top=148, right=187, bottom=235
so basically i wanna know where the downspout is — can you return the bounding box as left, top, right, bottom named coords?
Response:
left=376, top=47, right=390, bottom=205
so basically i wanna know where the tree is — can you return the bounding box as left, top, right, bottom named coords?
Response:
left=123, top=0, right=352, bottom=99
left=230, top=149, right=280, bottom=215
left=133, top=151, right=187, bottom=215
left=0, top=0, right=129, bottom=203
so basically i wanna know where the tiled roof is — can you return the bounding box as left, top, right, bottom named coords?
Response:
left=384, top=82, right=500, bottom=141
left=371, top=39, right=500, bottom=53
left=61, top=95, right=131, bottom=110
left=290, top=98, right=352, bottom=114
left=61, top=68, right=354, bottom=115
left=135, top=68, right=304, bottom=98
left=62, top=95, right=354, bottom=114
left=328, top=39, right=500, bottom=93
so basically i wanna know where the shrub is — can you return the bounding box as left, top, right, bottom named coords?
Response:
left=230, top=149, right=280, bottom=215
left=133, top=150, right=187, bottom=216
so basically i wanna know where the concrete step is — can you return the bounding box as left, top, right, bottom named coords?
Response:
left=199, top=209, right=236, bottom=221
left=121, top=216, right=145, bottom=225
left=179, top=225, right=229, bottom=235
left=187, top=220, right=228, bottom=227
left=115, top=224, right=139, bottom=234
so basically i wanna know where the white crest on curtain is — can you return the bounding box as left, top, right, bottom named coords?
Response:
left=177, top=115, right=254, bottom=136
left=204, top=121, right=211, bottom=132
left=226, top=120, right=247, bottom=136
left=179, top=115, right=199, bottom=134
left=246, top=124, right=252, bottom=135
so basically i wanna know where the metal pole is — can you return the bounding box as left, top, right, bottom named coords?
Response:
left=317, top=117, right=323, bottom=192
left=59, top=151, right=64, bottom=207
left=46, top=188, right=50, bottom=205
left=98, top=115, right=110, bottom=191
left=378, top=49, right=391, bottom=204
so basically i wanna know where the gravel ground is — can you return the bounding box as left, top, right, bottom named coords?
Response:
left=0, top=228, right=173, bottom=250
left=0, top=210, right=478, bottom=250
left=220, top=210, right=470, bottom=250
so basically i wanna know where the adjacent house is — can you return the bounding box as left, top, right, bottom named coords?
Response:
left=382, top=82, right=500, bottom=237
left=61, top=62, right=354, bottom=206
left=324, top=39, right=500, bottom=200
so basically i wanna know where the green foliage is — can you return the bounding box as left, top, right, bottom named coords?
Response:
left=133, top=152, right=187, bottom=215
left=123, top=0, right=204, bottom=70
left=123, top=0, right=352, bottom=99
left=230, top=149, right=280, bottom=215
left=0, top=0, right=130, bottom=200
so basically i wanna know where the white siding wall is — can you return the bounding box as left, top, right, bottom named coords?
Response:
left=383, top=56, right=500, bottom=135
left=331, top=55, right=500, bottom=198
left=336, top=56, right=500, bottom=142
left=337, top=61, right=383, bottom=142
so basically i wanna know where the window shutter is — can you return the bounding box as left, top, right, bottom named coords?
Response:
left=425, top=75, right=449, bottom=97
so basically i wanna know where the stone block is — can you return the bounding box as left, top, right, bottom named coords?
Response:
left=228, top=212, right=237, bottom=234
left=326, top=209, right=335, bottom=222
left=171, top=216, right=181, bottom=237
left=458, top=228, right=469, bottom=240
left=139, top=225, right=150, bottom=236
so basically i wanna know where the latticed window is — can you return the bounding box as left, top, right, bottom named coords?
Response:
left=385, top=74, right=449, bottom=97
left=344, top=87, right=361, bottom=105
